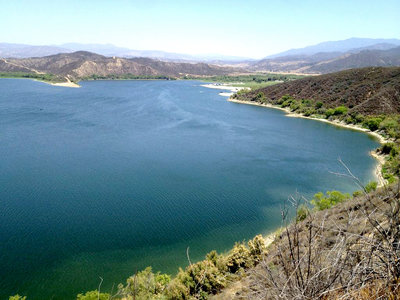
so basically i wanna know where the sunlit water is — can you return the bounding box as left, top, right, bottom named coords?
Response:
left=0, top=79, right=380, bottom=299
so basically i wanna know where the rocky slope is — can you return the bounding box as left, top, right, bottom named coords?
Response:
left=238, top=67, right=400, bottom=115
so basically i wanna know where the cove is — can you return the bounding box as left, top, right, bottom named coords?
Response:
left=0, top=79, right=380, bottom=299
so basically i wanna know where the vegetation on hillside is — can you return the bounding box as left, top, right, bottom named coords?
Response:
left=0, top=72, right=64, bottom=83
left=185, top=74, right=305, bottom=89
left=81, top=74, right=176, bottom=81
left=237, top=67, right=400, bottom=115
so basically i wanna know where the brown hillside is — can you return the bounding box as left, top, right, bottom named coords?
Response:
left=239, top=67, right=400, bottom=115
left=0, top=51, right=241, bottom=81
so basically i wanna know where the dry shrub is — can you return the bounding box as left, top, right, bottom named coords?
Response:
left=240, top=180, right=400, bottom=300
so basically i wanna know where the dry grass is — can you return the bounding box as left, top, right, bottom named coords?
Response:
left=215, top=181, right=400, bottom=300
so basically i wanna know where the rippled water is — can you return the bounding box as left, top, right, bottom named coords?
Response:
left=0, top=79, right=380, bottom=299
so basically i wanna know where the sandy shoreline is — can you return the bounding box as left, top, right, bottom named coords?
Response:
left=200, top=83, right=247, bottom=92
left=200, top=83, right=250, bottom=98
left=49, top=81, right=80, bottom=88
left=227, top=98, right=389, bottom=187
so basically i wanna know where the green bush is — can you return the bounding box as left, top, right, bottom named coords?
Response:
left=315, top=101, right=323, bottom=109
left=363, top=117, right=383, bottom=131
left=122, top=267, right=170, bottom=298
left=379, top=117, right=399, bottom=138
left=225, top=242, right=251, bottom=273
left=365, top=181, right=378, bottom=193
left=296, top=204, right=309, bottom=221
left=248, top=235, right=266, bottom=264
left=311, top=191, right=350, bottom=210
left=290, top=100, right=300, bottom=111
left=9, top=296, right=26, bottom=300
left=76, top=291, right=110, bottom=300
left=325, top=108, right=335, bottom=118
left=380, top=143, right=396, bottom=155
left=253, top=92, right=266, bottom=103
left=302, top=108, right=316, bottom=116
left=333, top=106, right=348, bottom=115
left=353, top=113, right=365, bottom=123
left=352, top=190, right=363, bottom=198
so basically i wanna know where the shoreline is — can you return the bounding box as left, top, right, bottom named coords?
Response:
left=49, top=81, right=80, bottom=88
left=200, top=83, right=250, bottom=98
left=0, top=77, right=81, bottom=88
left=227, top=98, right=388, bottom=187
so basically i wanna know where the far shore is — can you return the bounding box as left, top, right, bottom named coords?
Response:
left=0, top=77, right=81, bottom=88
left=227, top=98, right=389, bottom=187
left=200, top=83, right=249, bottom=92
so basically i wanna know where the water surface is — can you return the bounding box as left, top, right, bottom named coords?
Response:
left=0, top=79, right=380, bottom=299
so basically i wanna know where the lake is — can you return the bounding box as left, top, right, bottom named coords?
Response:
left=0, top=79, right=380, bottom=299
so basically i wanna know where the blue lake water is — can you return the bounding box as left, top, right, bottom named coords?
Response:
left=0, top=79, right=380, bottom=299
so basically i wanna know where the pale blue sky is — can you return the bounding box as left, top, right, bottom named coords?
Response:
left=1, top=0, right=399, bottom=58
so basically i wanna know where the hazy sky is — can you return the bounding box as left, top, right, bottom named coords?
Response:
left=1, top=0, right=399, bottom=58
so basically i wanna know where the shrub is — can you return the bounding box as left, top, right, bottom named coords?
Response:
left=225, top=242, right=251, bottom=273
left=296, top=204, right=309, bottom=221
left=333, top=106, right=348, bottom=115
left=248, top=235, right=266, bottom=264
left=165, top=268, right=192, bottom=299
left=365, top=181, right=378, bottom=193
left=253, top=92, right=266, bottom=103
left=352, top=190, right=363, bottom=197
left=315, top=101, right=323, bottom=109
left=290, top=100, right=300, bottom=111
left=311, top=191, right=350, bottom=210
left=9, top=296, right=26, bottom=300
left=380, top=143, right=396, bottom=155
left=76, top=291, right=110, bottom=300
left=353, top=113, right=365, bottom=123
left=344, top=116, right=355, bottom=124
left=363, top=117, right=383, bottom=131
left=325, top=108, right=335, bottom=118
left=301, top=99, right=313, bottom=107
left=379, top=117, right=399, bottom=131
left=302, top=108, right=316, bottom=117
left=379, top=117, right=399, bottom=138
left=122, top=267, right=170, bottom=298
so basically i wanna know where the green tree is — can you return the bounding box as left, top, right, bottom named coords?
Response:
left=311, top=191, right=350, bottom=210
left=363, top=117, right=383, bottom=131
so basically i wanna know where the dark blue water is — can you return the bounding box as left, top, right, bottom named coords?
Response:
left=0, top=79, right=379, bottom=299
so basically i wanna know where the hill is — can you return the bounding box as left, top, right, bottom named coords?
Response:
left=0, top=51, right=243, bottom=82
left=237, top=67, right=400, bottom=115
left=252, top=47, right=400, bottom=74
left=265, top=37, right=400, bottom=58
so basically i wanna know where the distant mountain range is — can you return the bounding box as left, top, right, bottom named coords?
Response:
left=265, top=38, right=400, bottom=58
left=0, top=51, right=242, bottom=82
left=251, top=43, right=400, bottom=74
left=0, top=42, right=253, bottom=63
left=1, top=38, right=400, bottom=76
